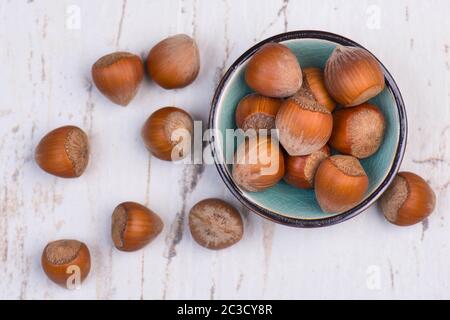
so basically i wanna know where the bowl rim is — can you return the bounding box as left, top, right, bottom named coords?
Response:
left=208, top=30, right=408, bottom=228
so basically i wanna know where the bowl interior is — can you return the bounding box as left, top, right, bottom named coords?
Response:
left=213, top=38, right=401, bottom=220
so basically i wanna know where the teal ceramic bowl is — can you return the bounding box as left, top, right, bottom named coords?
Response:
left=209, top=31, right=407, bottom=227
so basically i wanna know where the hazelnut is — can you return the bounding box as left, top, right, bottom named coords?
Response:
left=379, top=172, right=436, bottom=226
left=146, top=34, right=200, bottom=89
left=324, top=46, right=385, bottom=107
left=295, top=67, right=336, bottom=112
left=92, top=52, right=144, bottom=106
left=41, top=240, right=91, bottom=289
left=329, top=103, right=386, bottom=159
left=315, top=155, right=369, bottom=213
left=235, top=93, right=282, bottom=132
left=284, top=145, right=331, bottom=189
left=111, top=202, right=164, bottom=252
left=141, top=107, right=194, bottom=161
left=35, top=126, right=89, bottom=178
left=245, top=43, right=302, bottom=98
left=189, top=198, right=243, bottom=250
left=275, top=96, right=332, bottom=156
left=232, top=135, right=285, bottom=192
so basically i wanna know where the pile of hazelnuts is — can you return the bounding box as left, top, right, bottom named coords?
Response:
left=231, top=43, right=436, bottom=222
left=36, top=34, right=243, bottom=289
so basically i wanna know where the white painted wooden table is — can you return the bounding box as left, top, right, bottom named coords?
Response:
left=0, top=0, right=449, bottom=300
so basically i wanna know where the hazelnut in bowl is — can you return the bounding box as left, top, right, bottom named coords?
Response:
left=209, top=30, right=407, bottom=227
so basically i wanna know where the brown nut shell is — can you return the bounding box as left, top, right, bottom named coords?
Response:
left=235, top=93, right=282, bottom=131
left=329, top=103, right=386, bottom=159
left=314, top=155, right=369, bottom=213
left=111, top=202, right=164, bottom=252
left=284, top=145, right=331, bottom=189
left=379, top=172, right=436, bottom=226
left=275, top=96, right=332, bottom=156
left=296, top=67, right=336, bottom=112
left=245, top=43, right=302, bottom=98
left=141, top=107, right=194, bottom=161
left=92, top=52, right=144, bottom=106
left=324, top=46, right=385, bottom=107
left=35, top=126, right=89, bottom=178
left=41, top=240, right=91, bottom=289
left=146, top=34, right=200, bottom=89
left=232, top=135, right=285, bottom=192
left=189, top=198, right=243, bottom=250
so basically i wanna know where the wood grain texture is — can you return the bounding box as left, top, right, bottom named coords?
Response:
left=0, top=0, right=449, bottom=299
